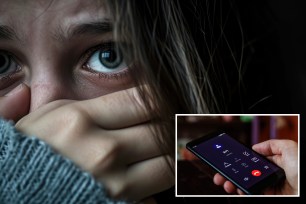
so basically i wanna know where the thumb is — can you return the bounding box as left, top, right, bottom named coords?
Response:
left=252, top=139, right=283, bottom=156
left=252, top=139, right=287, bottom=167
left=0, top=84, right=30, bottom=122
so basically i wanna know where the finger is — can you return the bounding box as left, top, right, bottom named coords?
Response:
left=110, top=124, right=161, bottom=164
left=126, top=155, right=173, bottom=201
left=53, top=124, right=162, bottom=175
left=237, top=188, right=245, bottom=195
left=27, top=99, right=74, bottom=117
left=223, top=180, right=236, bottom=194
left=108, top=155, right=174, bottom=201
left=252, top=140, right=288, bottom=168
left=0, top=84, right=30, bottom=122
left=213, top=173, right=227, bottom=186
left=80, top=87, right=150, bottom=129
left=252, top=139, right=279, bottom=156
left=16, top=99, right=74, bottom=127
left=252, top=139, right=296, bottom=156
left=214, top=173, right=242, bottom=195
left=57, top=124, right=163, bottom=175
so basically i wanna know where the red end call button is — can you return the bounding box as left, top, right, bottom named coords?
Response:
left=251, top=170, right=261, bottom=177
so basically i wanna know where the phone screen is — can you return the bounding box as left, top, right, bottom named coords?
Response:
left=187, top=132, right=285, bottom=194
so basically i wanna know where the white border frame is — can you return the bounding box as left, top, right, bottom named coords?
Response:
left=175, top=114, right=300, bottom=197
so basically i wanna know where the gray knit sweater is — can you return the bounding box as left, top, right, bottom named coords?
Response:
left=0, top=119, right=126, bottom=204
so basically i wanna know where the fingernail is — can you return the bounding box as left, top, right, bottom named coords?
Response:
left=5, top=84, right=24, bottom=96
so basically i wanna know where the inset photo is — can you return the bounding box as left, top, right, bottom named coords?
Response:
left=176, top=114, right=299, bottom=197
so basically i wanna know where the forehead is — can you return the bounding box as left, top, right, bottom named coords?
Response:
left=0, top=0, right=107, bottom=17
left=0, top=0, right=109, bottom=38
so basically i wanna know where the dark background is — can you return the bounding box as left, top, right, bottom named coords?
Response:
left=181, top=0, right=306, bottom=115
left=170, top=0, right=304, bottom=203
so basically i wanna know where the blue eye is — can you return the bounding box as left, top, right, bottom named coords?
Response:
left=86, top=43, right=127, bottom=73
left=0, top=52, right=19, bottom=75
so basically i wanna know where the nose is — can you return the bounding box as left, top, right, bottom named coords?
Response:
left=29, top=71, right=74, bottom=112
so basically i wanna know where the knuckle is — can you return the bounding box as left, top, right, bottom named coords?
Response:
left=91, top=139, right=121, bottom=174
left=61, top=105, right=89, bottom=128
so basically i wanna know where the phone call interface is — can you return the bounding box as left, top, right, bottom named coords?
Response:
left=191, top=133, right=280, bottom=189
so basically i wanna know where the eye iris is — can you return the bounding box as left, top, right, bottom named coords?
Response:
left=0, top=54, right=10, bottom=74
left=99, top=48, right=122, bottom=69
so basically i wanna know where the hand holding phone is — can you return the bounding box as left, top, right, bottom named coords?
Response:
left=214, top=139, right=298, bottom=195
left=186, top=132, right=288, bottom=195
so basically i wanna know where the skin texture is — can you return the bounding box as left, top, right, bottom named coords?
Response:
left=15, top=86, right=173, bottom=200
left=0, top=84, right=30, bottom=121
left=213, top=139, right=298, bottom=195
left=0, top=0, right=133, bottom=110
left=0, top=0, right=173, bottom=201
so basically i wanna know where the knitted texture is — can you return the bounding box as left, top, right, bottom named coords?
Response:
left=0, top=119, right=126, bottom=204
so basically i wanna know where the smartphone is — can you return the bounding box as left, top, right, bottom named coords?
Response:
left=186, top=132, right=286, bottom=195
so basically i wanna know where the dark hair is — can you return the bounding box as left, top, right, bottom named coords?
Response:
left=105, top=0, right=221, bottom=174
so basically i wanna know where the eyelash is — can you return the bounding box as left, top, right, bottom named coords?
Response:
left=0, top=51, right=22, bottom=88
left=0, top=42, right=129, bottom=86
left=83, top=66, right=130, bottom=80
left=80, top=42, right=129, bottom=80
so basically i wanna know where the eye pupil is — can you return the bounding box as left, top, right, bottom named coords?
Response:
left=102, top=51, right=117, bottom=62
left=99, top=47, right=122, bottom=69
left=0, top=53, right=10, bottom=73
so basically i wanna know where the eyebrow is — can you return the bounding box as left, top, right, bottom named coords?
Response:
left=55, top=21, right=113, bottom=41
left=0, top=21, right=112, bottom=43
left=0, top=25, right=19, bottom=41
left=71, top=22, right=112, bottom=36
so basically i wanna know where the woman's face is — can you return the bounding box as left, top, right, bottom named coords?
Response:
left=0, top=0, right=133, bottom=111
